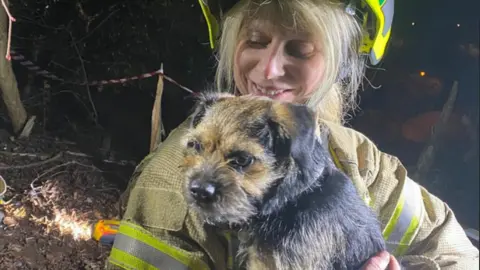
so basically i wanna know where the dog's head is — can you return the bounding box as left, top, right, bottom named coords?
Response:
left=180, top=93, right=330, bottom=226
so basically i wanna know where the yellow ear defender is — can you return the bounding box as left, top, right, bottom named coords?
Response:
left=357, top=0, right=395, bottom=65
left=197, top=0, right=394, bottom=66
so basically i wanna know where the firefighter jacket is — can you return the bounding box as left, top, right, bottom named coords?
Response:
left=106, top=118, right=479, bottom=270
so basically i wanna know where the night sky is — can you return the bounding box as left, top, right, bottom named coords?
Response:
left=386, top=0, right=479, bottom=109
left=391, top=0, right=478, bottom=62
left=382, top=0, right=479, bottom=227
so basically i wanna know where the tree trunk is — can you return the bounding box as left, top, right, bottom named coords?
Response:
left=0, top=3, right=27, bottom=134
left=413, top=81, right=459, bottom=183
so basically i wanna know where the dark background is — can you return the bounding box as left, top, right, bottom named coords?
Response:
left=1, top=0, right=478, bottom=229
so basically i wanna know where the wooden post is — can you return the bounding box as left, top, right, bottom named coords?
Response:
left=0, top=2, right=27, bottom=134
left=150, top=64, right=165, bottom=153
left=413, top=81, right=459, bottom=183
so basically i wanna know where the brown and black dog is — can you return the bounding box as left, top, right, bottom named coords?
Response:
left=180, top=93, right=386, bottom=270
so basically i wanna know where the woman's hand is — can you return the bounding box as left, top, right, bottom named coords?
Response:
left=361, top=251, right=402, bottom=270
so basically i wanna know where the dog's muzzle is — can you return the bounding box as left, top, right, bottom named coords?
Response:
left=188, top=179, right=219, bottom=204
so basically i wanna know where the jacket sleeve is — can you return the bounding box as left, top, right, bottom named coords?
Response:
left=105, top=119, right=230, bottom=270
left=368, top=147, right=479, bottom=269
left=325, top=122, right=479, bottom=270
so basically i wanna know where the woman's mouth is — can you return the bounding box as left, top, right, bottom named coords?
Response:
left=252, top=82, right=292, bottom=98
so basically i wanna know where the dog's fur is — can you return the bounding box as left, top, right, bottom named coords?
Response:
left=180, top=93, right=386, bottom=270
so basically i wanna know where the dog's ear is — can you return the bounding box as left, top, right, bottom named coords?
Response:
left=263, top=103, right=321, bottom=166
left=262, top=118, right=291, bottom=159
left=286, top=103, right=319, bottom=166
left=257, top=103, right=328, bottom=215
left=190, top=92, right=234, bottom=128
left=258, top=103, right=316, bottom=160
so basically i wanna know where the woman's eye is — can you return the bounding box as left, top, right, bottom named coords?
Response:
left=286, top=41, right=316, bottom=59
left=245, top=31, right=270, bottom=49
left=187, top=140, right=201, bottom=152
left=246, top=39, right=268, bottom=49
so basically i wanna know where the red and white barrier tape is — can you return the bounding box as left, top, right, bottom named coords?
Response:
left=1, top=0, right=15, bottom=61
left=10, top=50, right=195, bottom=94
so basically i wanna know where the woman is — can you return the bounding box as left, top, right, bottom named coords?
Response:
left=106, top=0, right=479, bottom=269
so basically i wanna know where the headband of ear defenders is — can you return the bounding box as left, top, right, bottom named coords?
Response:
left=197, top=0, right=394, bottom=66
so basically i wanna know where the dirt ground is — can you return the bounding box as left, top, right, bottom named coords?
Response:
left=0, top=133, right=134, bottom=270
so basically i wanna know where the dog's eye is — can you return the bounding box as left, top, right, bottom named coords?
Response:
left=229, top=152, right=255, bottom=169
left=187, top=140, right=201, bottom=152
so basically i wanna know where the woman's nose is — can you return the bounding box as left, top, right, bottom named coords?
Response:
left=260, top=44, right=285, bottom=80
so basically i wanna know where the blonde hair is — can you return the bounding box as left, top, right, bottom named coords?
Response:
left=214, top=0, right=366, bottom=124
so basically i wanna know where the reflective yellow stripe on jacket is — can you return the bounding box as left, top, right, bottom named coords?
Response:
left=382, top=176, right=425, bottom=257
left=328, top=146, right=424, bottom=257
left=108, top=221, right=210, bottom=270
left=223, top=232, right=238, bottom=270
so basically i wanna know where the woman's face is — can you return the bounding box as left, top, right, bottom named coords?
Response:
left=234, top=20, right=325, bottom=103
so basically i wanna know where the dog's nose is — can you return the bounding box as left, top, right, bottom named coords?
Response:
left=189, top=180, right=218, bottom=203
